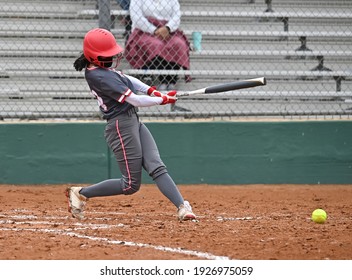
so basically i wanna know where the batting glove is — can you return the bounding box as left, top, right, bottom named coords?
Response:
left=148, top=86, right=177, bottom=105
left=160, top=90, right=177, bottom=105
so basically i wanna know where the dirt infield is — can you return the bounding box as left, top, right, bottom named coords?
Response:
left=0, top=184, right=351, bottom=260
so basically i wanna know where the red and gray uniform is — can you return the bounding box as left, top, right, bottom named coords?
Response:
left=80, top=67, right=184, bottom=207
left=85, top=67, right=136, bottom=120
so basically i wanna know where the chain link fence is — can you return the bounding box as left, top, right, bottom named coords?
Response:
left=0, top=0, right=351, bottom=121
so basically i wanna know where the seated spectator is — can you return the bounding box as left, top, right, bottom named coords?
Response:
left=124, top=0, right=191, bottom=90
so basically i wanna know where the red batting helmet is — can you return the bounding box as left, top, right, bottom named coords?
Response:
left=83, top=28, right=124, bottom=68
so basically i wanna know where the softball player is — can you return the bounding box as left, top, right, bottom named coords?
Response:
left=66, top=28, right=196, bottom=221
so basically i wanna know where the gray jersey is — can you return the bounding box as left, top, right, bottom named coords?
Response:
left=85, top=67, right=135, bottom=119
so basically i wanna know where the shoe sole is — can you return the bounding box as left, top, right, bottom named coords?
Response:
left=180, top=213, right=197, bottom=221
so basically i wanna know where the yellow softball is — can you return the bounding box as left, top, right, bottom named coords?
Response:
left=311, top=209, right=327, bottom=224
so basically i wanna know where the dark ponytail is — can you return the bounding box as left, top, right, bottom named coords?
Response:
left=73, top=53, right=89, bottom=71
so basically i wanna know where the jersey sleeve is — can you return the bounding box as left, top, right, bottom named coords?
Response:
left=124, top=74, right=150, bottom=94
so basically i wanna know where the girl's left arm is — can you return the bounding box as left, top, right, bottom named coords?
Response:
left=125, top=74, right=151, bottom=94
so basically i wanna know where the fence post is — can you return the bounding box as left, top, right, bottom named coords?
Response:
left=98, top=0, right=111, bottom=30
left=265, top=0, right=274, bottom=12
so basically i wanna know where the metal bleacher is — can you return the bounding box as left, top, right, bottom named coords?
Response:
left=0, top=0, right=352, bottom=120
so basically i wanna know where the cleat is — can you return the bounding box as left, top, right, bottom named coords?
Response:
left=65, top=186, right=88, bottom=220
left=178, top=200, right=197, bottom=221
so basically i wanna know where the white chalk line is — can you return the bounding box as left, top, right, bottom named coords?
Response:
left=217, top=216, right=259, bottom=221
left=0, top=219, right=125, bottom=230
left=0, top=227, right=229, bottom=260
left=0, top=210, right=130, bottom=223
left=0, top=211, right=231, bottom=260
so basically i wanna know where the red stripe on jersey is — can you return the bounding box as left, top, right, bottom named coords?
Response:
left=118, top=95, right=126, bottom=103
left=118, top=89, right=132, bottom=103
left=124, top=89, right=132, bottom=97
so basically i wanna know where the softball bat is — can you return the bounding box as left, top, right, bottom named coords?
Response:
left=177, top=77, right=266, bottom=97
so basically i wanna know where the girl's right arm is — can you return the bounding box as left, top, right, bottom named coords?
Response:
left=125, top=91, right=177, bottom=107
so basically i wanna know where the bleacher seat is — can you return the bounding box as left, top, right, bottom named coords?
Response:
left=0, top=0, right=351, bottom=119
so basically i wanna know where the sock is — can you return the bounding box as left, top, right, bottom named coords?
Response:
left=79, top=179, right=124, bottom=198
left=154, top=173, right=184, bottom=208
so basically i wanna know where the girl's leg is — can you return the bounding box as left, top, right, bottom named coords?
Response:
left=79, top=179, right=124, bottom=198
left=153, top=173, right=183, bottom=208
left=139, top=123, right=184, bottom=207
left=80, top=113, right=143, bottom=198
left=139, top=123, right=196, bottom=220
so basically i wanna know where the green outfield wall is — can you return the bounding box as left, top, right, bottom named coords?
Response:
left=0, top=121, right=351, bottom=185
